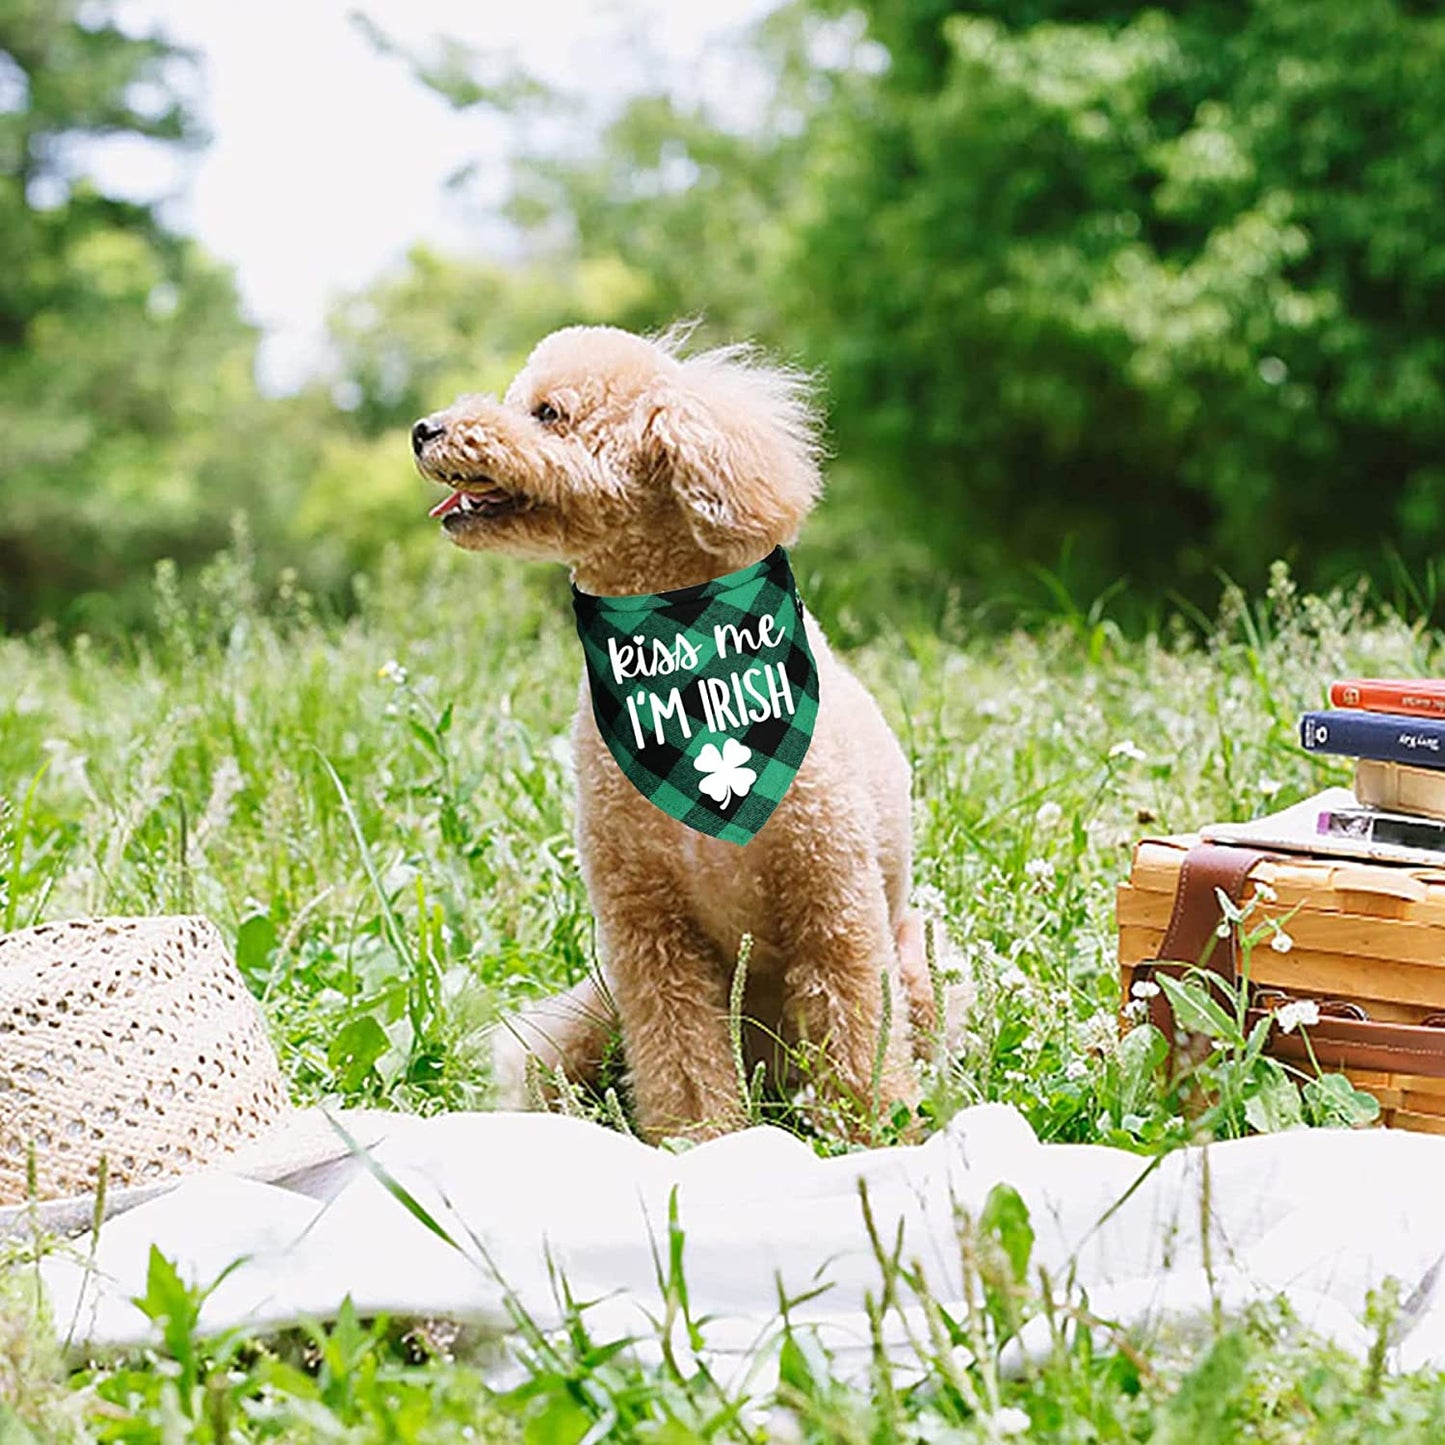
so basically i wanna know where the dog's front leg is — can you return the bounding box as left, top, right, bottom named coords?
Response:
left=775, top=847, right=921, bottom=1139
left=594, top=879, right=746, bottom=1142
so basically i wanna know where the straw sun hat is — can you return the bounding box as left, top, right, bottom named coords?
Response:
left=0, top=916, right=392, bottom=1239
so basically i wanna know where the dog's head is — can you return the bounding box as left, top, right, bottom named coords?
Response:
left=412, top=325, right=822, bottom=590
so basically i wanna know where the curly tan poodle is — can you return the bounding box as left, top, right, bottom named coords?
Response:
left=413, top=325, right=945, bottom=1142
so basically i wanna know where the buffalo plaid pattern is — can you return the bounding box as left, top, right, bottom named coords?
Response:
left=572, top=546, right=819, bottom=846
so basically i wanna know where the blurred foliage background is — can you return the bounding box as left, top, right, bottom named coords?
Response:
left=2, top=0, right=1443, bottom=635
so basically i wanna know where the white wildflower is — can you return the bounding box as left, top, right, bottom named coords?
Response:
left=1024, top=857, right=1055, bottom=891
left=1123, top=999, right=1149, bottom=1024
left=1130, top=980, right=1160, bottom=1000
left=992, top=1406, right=1031, bottom=1436
left=1216, top=921, right=1232, bottom=938
left=1269, top=929, right=1294, bottom=954
left=1109, top=739, right=1147, bottom=763
left=1079, top=1013, right=1117, bottom=1055
left=913, top=882, right=948, bottom=918
left=1065, top=1058, right=1088, bottom=1081
left=1258, top=776, right=1284, bottom=798
left=1275, top=999, right=1319, bottom=1034
left=378, top=658, right=408, bottom=686
left=998, top=964, right=1028, bottom=992
left=1035, top=800, right=1063, bottom=829
left=1254, top=880, right=1278, bottom=903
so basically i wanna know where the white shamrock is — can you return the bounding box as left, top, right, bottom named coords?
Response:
left=693, top=738, right=757, bottom=808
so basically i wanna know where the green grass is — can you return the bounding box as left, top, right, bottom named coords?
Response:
left=4, top=546, right=1445, bottom=1440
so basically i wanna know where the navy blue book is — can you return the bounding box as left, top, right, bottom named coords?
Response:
left=1300, top=710, right=1445, bottom=772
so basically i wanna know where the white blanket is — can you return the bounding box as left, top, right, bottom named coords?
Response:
left=34, top=1106, right=1445, bottom=1377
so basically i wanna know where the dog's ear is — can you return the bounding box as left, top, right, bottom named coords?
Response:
left=644, top=347, right=823, bottom=556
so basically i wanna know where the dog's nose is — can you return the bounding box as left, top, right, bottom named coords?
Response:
left=412, top=418, right=446, bottom=455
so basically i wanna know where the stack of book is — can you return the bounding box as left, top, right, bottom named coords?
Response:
left=1301, top=680, right=1445, bottom=852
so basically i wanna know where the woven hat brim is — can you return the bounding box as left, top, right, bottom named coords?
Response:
left=0, top=1106, right=398, bottom=1243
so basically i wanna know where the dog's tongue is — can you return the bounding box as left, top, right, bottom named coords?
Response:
left=428, top=491, right=466, bottom=518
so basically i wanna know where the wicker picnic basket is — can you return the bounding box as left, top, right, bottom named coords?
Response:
left=1118, top=837, right=1445, bottom=1133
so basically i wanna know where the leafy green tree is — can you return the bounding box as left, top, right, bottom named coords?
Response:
left=0, top=0, right=301, bottom=631
left=0, top=0, right=191, bottom=345
left=785, top=0, right=1445, bottom=604
left=506, top=91, right=803, bottom=350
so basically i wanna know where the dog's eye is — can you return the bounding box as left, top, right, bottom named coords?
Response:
left=533, top=401, right=562, bottom=426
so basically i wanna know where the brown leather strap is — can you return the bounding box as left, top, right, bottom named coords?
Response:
left=1156, top=843, right=1267, bottom=984
left=1257, top=1012, right=1445, bottom=1078
left=1138, top=843, right=1266, bottom=1046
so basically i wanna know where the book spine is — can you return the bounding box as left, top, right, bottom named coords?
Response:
left=1301, top=710, right=1445, bottom=771
left=1354, top=758, right=1445, bottom=820
left=1329, top=680, right=1445, bottom=716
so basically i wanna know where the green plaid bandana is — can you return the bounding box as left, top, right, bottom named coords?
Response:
left=572, top=547, right=819, bottom=846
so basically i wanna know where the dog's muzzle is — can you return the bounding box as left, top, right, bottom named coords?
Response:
left=412, top=418, right=446, bottom=455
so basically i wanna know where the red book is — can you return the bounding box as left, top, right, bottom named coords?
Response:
left=1330, top=679, right=1445, bottom=717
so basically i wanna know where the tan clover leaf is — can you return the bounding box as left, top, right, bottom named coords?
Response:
left=694, top=738, right=757, bottom=808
